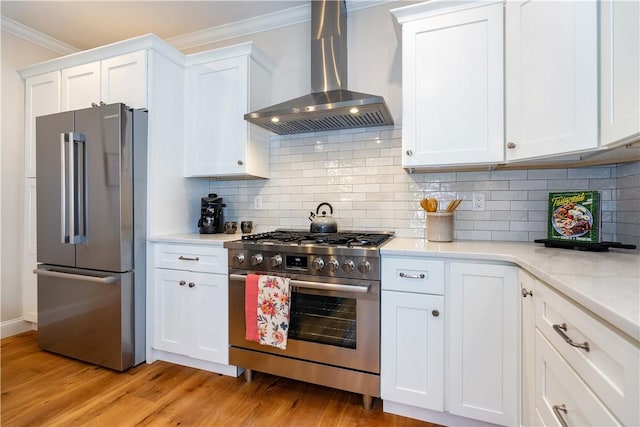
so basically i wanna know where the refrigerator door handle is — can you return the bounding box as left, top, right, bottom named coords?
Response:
left=61, top=132, right=86, bottom=244
left=34, top=267, right=119, bottom=284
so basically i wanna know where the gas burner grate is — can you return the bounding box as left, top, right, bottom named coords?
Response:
left=241, top=230, right=393, bottom=248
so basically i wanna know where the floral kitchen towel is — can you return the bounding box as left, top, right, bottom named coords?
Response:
left=257, top=275, right=291, bottom=349
left=244, top=274, right=260, bottom=342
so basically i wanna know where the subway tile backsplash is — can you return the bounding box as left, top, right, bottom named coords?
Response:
left=209, top=126, right=640, bottom=247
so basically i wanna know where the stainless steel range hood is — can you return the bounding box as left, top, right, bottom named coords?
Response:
left=244, top=0, right=394, bottom=135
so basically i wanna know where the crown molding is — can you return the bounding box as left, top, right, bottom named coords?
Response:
left=0, top=15, right=79, bottom=55
left=2, top=1, right=396, bottom=55
left=167, top=3, right=311, bottom=51
left=168, top=0, right=396, bottom=51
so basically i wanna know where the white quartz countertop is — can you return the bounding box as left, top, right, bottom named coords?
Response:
left=381, top=239, right=640, bottom=341
left=149, top=233, right=242, bottom=246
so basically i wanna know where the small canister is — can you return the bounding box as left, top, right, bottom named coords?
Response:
left=426, top=212, right=454, bottom=242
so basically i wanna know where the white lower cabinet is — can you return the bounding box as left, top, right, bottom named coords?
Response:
left=535, top=330, right=620, bottom=426
left=381, top=256, right=518, bottom=426
left=381, top=288, right=444, bottom=411
left=150, top=243, right=238, bottom=376
left=154, top=269, right=228, bottom=363
left=448, top=262, right=519, bottom=426
left=534, top=280, right=639, bottom=426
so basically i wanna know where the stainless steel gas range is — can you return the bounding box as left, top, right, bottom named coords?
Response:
left=224, top=230, right=393, bottom=409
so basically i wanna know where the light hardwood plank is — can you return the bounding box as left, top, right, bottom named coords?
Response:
left=1, top=332, right=437, bottom=426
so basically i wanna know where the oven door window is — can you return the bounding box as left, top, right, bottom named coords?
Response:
left=289, top=292, right=356, bottom=349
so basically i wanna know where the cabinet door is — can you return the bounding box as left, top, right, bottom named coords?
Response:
left=185, top=56, right=249, bottom=177
left=402, top=2, right=504, bottom=167
left=381, top=290, right=444, bottom=411
left=449, top=262, right=519, bottom=426
left=101, top=51, right=148, bottom=109
left=520, top=269, right=536, bottom=427
left=505, top=0, right=598, bottom=161
left=154, top=269, right=190, bottom=355
left=61, top=61, right=101, bottom=111
left=600, top=0, right=640, bottom=146
left=188, top=272, right=229, bottom=364
left=22, top=178, right=38, bottom=322
left=24, top=71, right=60, bottom=177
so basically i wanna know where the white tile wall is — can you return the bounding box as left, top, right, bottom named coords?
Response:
left=209, top=126, right=640, bottom=246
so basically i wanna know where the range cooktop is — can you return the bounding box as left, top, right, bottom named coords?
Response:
left=239, top=229, right=394, bottom=248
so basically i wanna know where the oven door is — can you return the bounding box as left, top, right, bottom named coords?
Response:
left=229, top=273, right=380, bottom=374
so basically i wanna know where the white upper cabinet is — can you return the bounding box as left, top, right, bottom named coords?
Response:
left=24, top=71, right=60, bottom=178
left=393, top=1, right=505, bottom=168
left=505, top=0, right=598, bottom=161
left=61, top=50, right=147, bottom=111
left=101, top=50, right=148, bottom=109
left=184, top=42, right=272, bottom=179
left=600, top=0, right=640, bottom=147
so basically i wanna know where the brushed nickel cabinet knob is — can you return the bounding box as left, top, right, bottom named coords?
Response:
left=507, top=142, right=516, bottom=149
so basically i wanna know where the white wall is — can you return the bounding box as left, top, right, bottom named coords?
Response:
left=1, top=30, right=60, bottom=324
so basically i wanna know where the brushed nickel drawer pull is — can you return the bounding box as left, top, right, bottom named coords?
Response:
left=399, top=272, right=425, bottom=279
left=552, top=404, right=569, bottom=427
left=553, top=323, right=590, bottom=352
left=178, top=256, right=200, bottom=261
left=521, top=288, right=533, bottom=298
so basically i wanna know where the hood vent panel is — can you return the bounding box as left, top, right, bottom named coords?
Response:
left=244, top=0, right=393, bottom=135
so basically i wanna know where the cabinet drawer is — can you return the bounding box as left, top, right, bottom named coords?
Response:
left=381, top=257, right=444, bottom=294
left=535, top=282, right=639, bottom=426
left=535, top=330, right=620, bottom=426
left=154, top=244, right=227, bottom=273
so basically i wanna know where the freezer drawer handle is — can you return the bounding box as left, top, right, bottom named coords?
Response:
left=34, top=268, right=118, bottom=284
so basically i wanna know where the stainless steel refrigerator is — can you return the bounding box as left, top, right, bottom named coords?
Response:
left=34, top=103, right=147, bottom=371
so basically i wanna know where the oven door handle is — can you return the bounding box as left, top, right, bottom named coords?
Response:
left=229, top=273, right=370, bottom=294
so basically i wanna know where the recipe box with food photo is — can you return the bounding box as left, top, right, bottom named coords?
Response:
left=548, top=191, right=601, bottom=243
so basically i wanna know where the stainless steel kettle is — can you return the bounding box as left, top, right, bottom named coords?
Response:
left=309, top=202, right=338, bottom=233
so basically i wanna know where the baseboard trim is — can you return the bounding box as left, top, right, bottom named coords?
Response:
left=1, top=318, right=36, bottom=339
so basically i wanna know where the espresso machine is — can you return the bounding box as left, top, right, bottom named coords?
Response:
left=198, top=194, right=225, bottom=234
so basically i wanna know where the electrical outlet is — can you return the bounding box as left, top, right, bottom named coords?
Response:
left=472, top=193, right=485, bottom=211
left=254, top=195, right=263, bottom=210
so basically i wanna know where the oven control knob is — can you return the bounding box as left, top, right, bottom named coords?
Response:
left=232, top=253, right=245, bottom=265
left=311, top=257, right=325, bottom=271
left=342, top=260, right=355, bottom=273
left=269, top=254, right=283, bottom=268
left=327, top=259, right=339, bottom=272
left=250, top=254, right=263, bottom=266
left=358, top=261, right=372, bottom=274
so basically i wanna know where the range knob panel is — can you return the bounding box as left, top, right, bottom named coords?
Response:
left=311, top=257, right=325, bottom=272
left=250, top=254, right=263, bottom=266
left=342, top=260, right=355, bottom=273
left=269, top=254, right=283, bottom=268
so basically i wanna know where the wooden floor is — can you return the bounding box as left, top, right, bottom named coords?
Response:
left=1, top=332, right=437, bottom=426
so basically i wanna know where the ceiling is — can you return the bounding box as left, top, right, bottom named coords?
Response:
left=0, top=1, right=312, bottom=51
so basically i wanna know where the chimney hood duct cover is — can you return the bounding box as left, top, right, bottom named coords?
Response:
left=244, top=0, right=394, bottom=135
